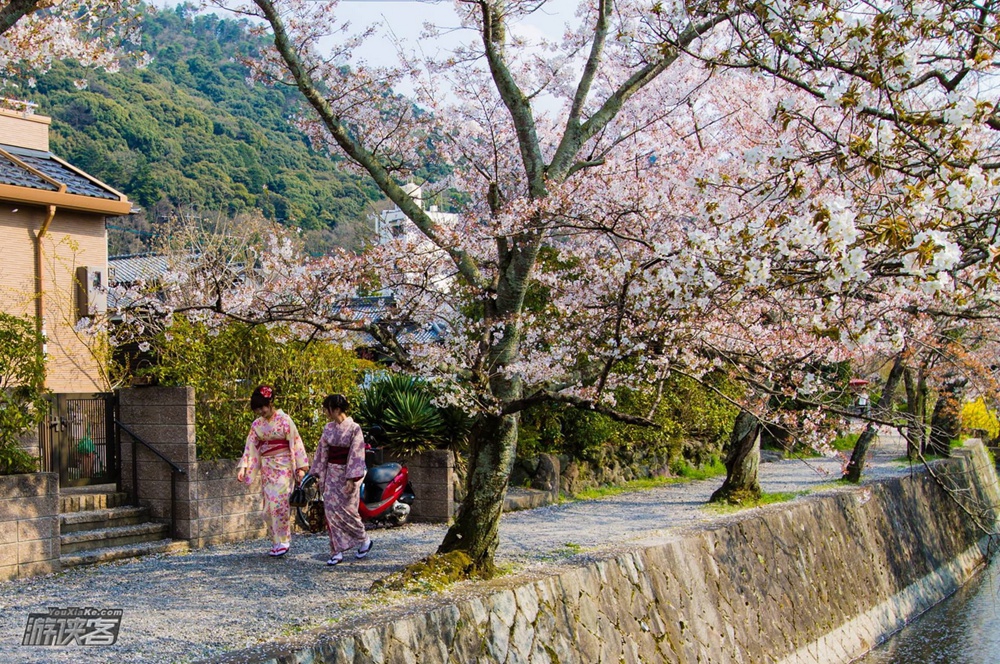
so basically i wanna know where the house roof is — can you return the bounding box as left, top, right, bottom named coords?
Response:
left=0, top=144, right=131, bottom=215
left=108, top=254, right=170, bottom=285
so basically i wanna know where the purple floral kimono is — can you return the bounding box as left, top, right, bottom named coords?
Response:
left=237, top=410, right=309, bottom=548
left=311, top=416, right=368, bottom=555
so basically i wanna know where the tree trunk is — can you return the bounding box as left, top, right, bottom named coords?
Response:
left=928, top=376, right=967, bottom=457
left=903, top=365, right=929, bottom=460
left=437, top=412, right=519, bottom=576
left=710, top=409, right=761, bottom=503
left=844, top=354, right=905, bottom=482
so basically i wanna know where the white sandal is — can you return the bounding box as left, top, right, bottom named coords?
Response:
left=326, top=552, right=343, bottom=566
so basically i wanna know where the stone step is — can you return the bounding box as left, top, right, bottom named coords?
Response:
left=60, top=538, right=190, bottom=569
left=60, top=491, right=130, bottom=513
left=60, top=506, right=151, bottom=534
left=60, top=522, right=170, bottom=554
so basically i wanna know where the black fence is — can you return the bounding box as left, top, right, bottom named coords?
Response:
left=38, top=393, right=118, bottom=487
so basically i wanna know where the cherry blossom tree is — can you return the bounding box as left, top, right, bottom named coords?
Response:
left=0, top=0, right=141, bottom=81
left=152, top=0, right=1000, bottom=576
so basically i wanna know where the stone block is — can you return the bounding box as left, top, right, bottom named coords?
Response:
left=17, top=517, right=57, bottom=542
left=0, top=564, right=17, bottom=582
left=0, top=543, right=17, bottom=567
left=119, top=385, right=194, bottom=408
left=0, top=521, right=16, bottom=545
left=18, top=560, right=59, bottom=578
left=17, top=539, right=53, bottom=564
left=119, top=422, right=196, bottom=449
left=119, top=403, right=195, bottom=426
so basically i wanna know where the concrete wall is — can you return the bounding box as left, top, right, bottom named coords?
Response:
left=212, top=442, right=1000, bottom=664
left=118, top=386, right=455, bottom=547
left=404, top=450, right=454, bottom=523
left=0, top=473, right=59, bottom=581
left=119, top=386, right=196, bottom=536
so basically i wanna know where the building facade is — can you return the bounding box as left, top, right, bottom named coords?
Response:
left=0, top=104, right=131, bottom=394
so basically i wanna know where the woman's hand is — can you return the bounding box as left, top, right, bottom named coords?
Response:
left=296, top=468, right=307, bottom=481
left=237, top=468, right=246, bottom=483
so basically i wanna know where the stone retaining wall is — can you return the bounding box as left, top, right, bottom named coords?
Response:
left=0, top=473, right=59, bottom=581
left=213, top=442, right=1000, bottom=664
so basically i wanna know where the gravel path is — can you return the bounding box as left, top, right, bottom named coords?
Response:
left=0, top=434, right=914, bottom=663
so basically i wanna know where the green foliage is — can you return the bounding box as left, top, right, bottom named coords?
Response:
left=831, top=432, right=861, bottom=452
left=518, top=372, right=738, bottom=470
left=569, top=476, right=687, bottom=501
left=355, top=374, right=469, bottom=458
left=669, top=458, right=727, bottom=480
left=0, top=314, right=45, bottom=475
left=145, top=318, right=374, bottom=459
left=25, top=5, right=381, bottom=250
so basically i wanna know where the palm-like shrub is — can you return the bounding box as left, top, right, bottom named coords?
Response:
left=356, top=374, right=465, bottom=458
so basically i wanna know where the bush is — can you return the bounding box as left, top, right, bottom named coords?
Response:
left=146, top=318, right=375, bottom=459
left=0, top=313, right=45, bottom=474
left=518, top=372, right=738, bottom=471
left=355, top=374, right=470, bottom=458
left=960, top=398, right=1000, bottom=440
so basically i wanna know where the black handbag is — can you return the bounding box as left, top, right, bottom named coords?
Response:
left=289, top=478, right=308, bottom=507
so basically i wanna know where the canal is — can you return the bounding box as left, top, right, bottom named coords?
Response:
left=856, top=554, right=1000, bottom=663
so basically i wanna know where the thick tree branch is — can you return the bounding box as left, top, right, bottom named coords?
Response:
left=0, top=0, right=40, bottom=36
left=502, top=390, right=659, bottom=427
left=254, top=0, right=486, bottom=291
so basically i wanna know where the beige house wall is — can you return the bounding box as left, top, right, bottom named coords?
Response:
left=0, top=109, right=49, bottom=152
left=0, top=202, right=108, bottom=394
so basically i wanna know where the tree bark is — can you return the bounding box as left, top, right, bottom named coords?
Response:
left=903, top=365, right=928, bottom=460
left=0, top=0, right=40, bottom=37
left=710, top=409, right=761, bottom=503
left=928, top=376, right=967, bottom=457
left=844, top=354, right=905, bottom=482
left=437, top=412, right=519, bottom=576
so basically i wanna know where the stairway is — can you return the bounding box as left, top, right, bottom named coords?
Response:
left=59, top=485, right=189, bottom=568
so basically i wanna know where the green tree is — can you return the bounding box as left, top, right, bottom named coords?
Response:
left=0, top=314, right=46, bottom=474
left=146, top=318, right=375, bottom=459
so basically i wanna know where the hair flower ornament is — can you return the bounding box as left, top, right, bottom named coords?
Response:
left=260, top=386, right=273, bottom=399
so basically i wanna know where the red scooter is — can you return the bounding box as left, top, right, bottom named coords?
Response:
left=295, top=444, right=415, bottom=533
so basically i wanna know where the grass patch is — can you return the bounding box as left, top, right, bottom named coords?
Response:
left=705, top=490, right=809, bottom=514
left=563, top=460, right=725, bottom=502
left=813, top=479, right=855, bottom=491
left=671, top=459, right=727, bottom=481
left=892, top=454, right=947, bottom=465
left=571, top=476, right=683, bottom=501
left=831, top=432, right=860, bottom=452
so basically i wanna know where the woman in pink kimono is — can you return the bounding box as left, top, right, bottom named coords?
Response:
left=312, top=394, right=372, bottom=566
left=236, top=385, right=309, bottom=557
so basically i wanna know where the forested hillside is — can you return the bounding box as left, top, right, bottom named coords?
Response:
left=23, top=4, right=381, bottom=254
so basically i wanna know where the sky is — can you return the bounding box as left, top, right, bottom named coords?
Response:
left=153, top=0, right=577, bottom=69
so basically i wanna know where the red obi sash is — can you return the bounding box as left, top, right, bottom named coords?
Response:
left=258, top=438, right=290, bottom=457
left=327, top=446, right=349, bottom=465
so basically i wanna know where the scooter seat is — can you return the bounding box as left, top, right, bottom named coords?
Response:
left=367, top=463, right=402, bottom=485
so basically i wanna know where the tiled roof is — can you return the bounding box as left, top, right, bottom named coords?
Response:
left=108, top=254, right=170, bottom=284
left=0, top=145, right=121, bottom=201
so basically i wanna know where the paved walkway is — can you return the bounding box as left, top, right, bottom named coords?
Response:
left=0, top=435, right=914, bottom=663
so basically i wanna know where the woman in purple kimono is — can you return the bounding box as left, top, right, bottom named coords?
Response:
left=312, top=394, right=372, bottom=566
left=237, top=385, right=309, bottom=557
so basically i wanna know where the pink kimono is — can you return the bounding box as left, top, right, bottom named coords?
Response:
left=311, top=417, right=368, bottom=555
left=238, top=410, right=309, bottom=548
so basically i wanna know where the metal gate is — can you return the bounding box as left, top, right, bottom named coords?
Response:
left=38, top=393, right=118, bottom=487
